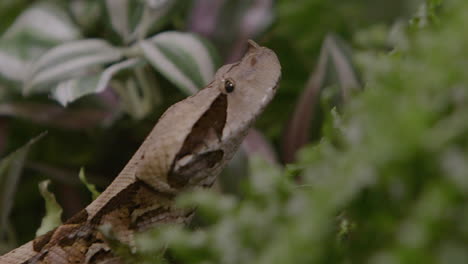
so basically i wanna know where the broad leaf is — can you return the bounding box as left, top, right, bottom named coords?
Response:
left=105, top=0, right=131, bottom=42
left=132, top=0, right=178, bottom=40
left=110, top=67, right=159, bottom=120
left=0, top=16, right=73, bottom=86
left=106, top=0, right=177, bottom=43
left=0, top=36, right=52, bottom=86
left=24, top=39, right=123, bottom=95
left=51, top=58, right=142, bottom=106
left=140, top=31, right=218, bottom=94
left=69, top=0, right=102, bottom=30
left=0, top=44, right=28, bottom=83
left=2, top=3, right=80, bottom=43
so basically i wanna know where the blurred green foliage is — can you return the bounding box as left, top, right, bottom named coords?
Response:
left=260, top=0, right=411, bottom=141
left=136, top=0, right=468, bottom=263
left=0, top=0, right=31, bottom=34
left=2, top=0, right=468, bottom=263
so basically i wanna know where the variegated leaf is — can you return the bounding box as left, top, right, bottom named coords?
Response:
left=2, top=3, right=80, bottom=42
left=105, top=0, right=131, bottom=42
left=52, top=58, right=142, bottom=106
left=24, top=39, right=123, bottom=94
left=0, top=3, right=79, bottom=86
left=0, top=31, right=64, bottom=85
left=106, top=0, right=177, bottom=43
left=0, top=48, right=27, bottom=83
left=132, top=0, right=177, bottom=40
left=139, top=31, right=218, bottom=94
left=70, top=0, right=102, bottom=30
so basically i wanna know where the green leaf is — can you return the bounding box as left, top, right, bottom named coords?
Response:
left=140, top=31, right=218, bottom=95
left=24, top=39, right=124, bottom=95
left=0, top=30, right=63, bottom=85
left=2, top=3, right=80, bottom=43
left=105, top=0, right=131, bottom=42
left=51, top=58, right=142, bottom=106
left=0, top=44, right=27, bottom=83
left=105, top=0, right=177, bottom=43
left=78, top=167, right=100, bottom=200
left=35, top=180, right=63, bottom=237
left=0, top=132, right=46, bottom=243
left=132, top=0, right=178, bottom=40
left=111, top=64, right=161, bottom=120
left=69, top=0, right=102, bottom=30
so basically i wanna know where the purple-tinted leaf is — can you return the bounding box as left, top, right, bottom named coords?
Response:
left=0, top=103, right=114, bottom=129
left=188, top=0, right=226, bottom=38
left=226, top=0, right=274, bottom=63
left=282, top=34, right=360, bottom=163
left=243, top=128, right=278, bottom=166
left=188, top=0, right=274, bottom=63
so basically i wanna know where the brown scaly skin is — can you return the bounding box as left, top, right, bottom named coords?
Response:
left=0, top=41, right=281, bottom=264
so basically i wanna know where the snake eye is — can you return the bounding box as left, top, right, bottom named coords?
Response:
left=224, top=79, right=235, bottom=93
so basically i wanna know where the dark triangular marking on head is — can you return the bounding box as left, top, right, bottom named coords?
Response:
left=130, top=206, right=170, bottom=231
left=176, top=93, right=227, bottom=158
left=169, top=150, right=224, bottom=189
left=168, top=93, right=228, bottom=188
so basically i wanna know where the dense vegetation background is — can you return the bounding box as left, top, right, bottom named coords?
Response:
left=1, top=0, right=467, bottom=263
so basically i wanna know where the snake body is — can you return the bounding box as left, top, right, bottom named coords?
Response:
left=0, top=41, right=281, bottom=264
